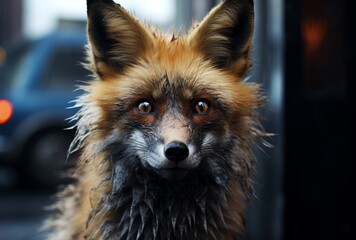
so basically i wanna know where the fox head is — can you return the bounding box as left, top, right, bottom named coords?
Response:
left=58, top=0, right=266, bottom=238
left=75, top=0, right=260, bottom=190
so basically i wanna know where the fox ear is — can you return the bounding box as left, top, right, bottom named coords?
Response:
left=190, top=0, right=254, bottom=76
left=86, top=0, right=153, bottom=76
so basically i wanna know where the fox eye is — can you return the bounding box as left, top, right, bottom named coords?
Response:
left=193, top=100, right=210, bottom=114
left=136, top=100, right=154, bottom=114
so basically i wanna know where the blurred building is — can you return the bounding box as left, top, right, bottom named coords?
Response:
left=0, top=0, right=23, bottom=46
left=284, top=0, right=355, bottom=239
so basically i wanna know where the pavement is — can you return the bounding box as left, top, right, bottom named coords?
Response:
left=0, top=167, right=56, bottom=240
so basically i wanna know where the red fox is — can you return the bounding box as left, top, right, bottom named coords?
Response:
left=46, top=0, right=265, bottom=239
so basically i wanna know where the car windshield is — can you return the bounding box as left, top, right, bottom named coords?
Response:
left=0, top=42, right=34, bottom=92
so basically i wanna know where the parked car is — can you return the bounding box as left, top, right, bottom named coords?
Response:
left=0, top=30, right=89, bottom=186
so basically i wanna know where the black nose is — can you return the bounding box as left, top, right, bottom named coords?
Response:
left=164, top=141, right=189, bottom=162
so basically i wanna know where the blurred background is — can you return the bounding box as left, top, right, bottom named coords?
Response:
left=0, top=0, right=354, bottom=239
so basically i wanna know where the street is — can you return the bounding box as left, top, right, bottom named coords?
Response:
left=0, top=167, right=55, bottom=240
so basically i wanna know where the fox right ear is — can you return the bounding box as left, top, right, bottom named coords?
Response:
left=86, top=0, right=153, bottom=77
left=190, top=0, right=254, bottom=77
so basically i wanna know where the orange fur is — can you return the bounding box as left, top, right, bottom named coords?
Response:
left=46, top=1, right=262, bottom=239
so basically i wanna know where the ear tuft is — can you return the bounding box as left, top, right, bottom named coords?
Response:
left=190, top=0, right=254, bottom=76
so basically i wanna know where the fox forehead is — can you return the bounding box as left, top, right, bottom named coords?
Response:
left=94, top=39, right=238, bottom=95
left=102, top=35, right=222, bottom=79
left=95, top=66, right=222, bottom=106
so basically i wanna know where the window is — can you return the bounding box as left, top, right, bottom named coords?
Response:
left=0, top=42, right=33, bottom=91
left=41, top=47, right=89, bottom=90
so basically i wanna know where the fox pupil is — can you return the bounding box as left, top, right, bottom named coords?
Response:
left=137, top=101, right=153, bottom=114
left=194, top=100, right=210, bottom=114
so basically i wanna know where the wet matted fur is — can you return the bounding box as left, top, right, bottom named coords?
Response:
left=45, top=0, right=266, bottom=239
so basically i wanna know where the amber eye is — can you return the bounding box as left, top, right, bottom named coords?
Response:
left=136, top=100, right=154, bottom=114
left=193, top=100, right=210, bottom=114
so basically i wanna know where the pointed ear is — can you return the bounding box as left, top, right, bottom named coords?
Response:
left=86, top=0, right=153, bottom=76
left=190, top=0, right=254, bottom=76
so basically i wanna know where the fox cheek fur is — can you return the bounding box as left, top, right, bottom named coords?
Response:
left=45, top=0, right=266, bottom=239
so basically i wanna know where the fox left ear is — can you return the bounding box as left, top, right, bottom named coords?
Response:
left=190, top=0, right=254, bottom=76
left=86, top=0, right=154, bottom=77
